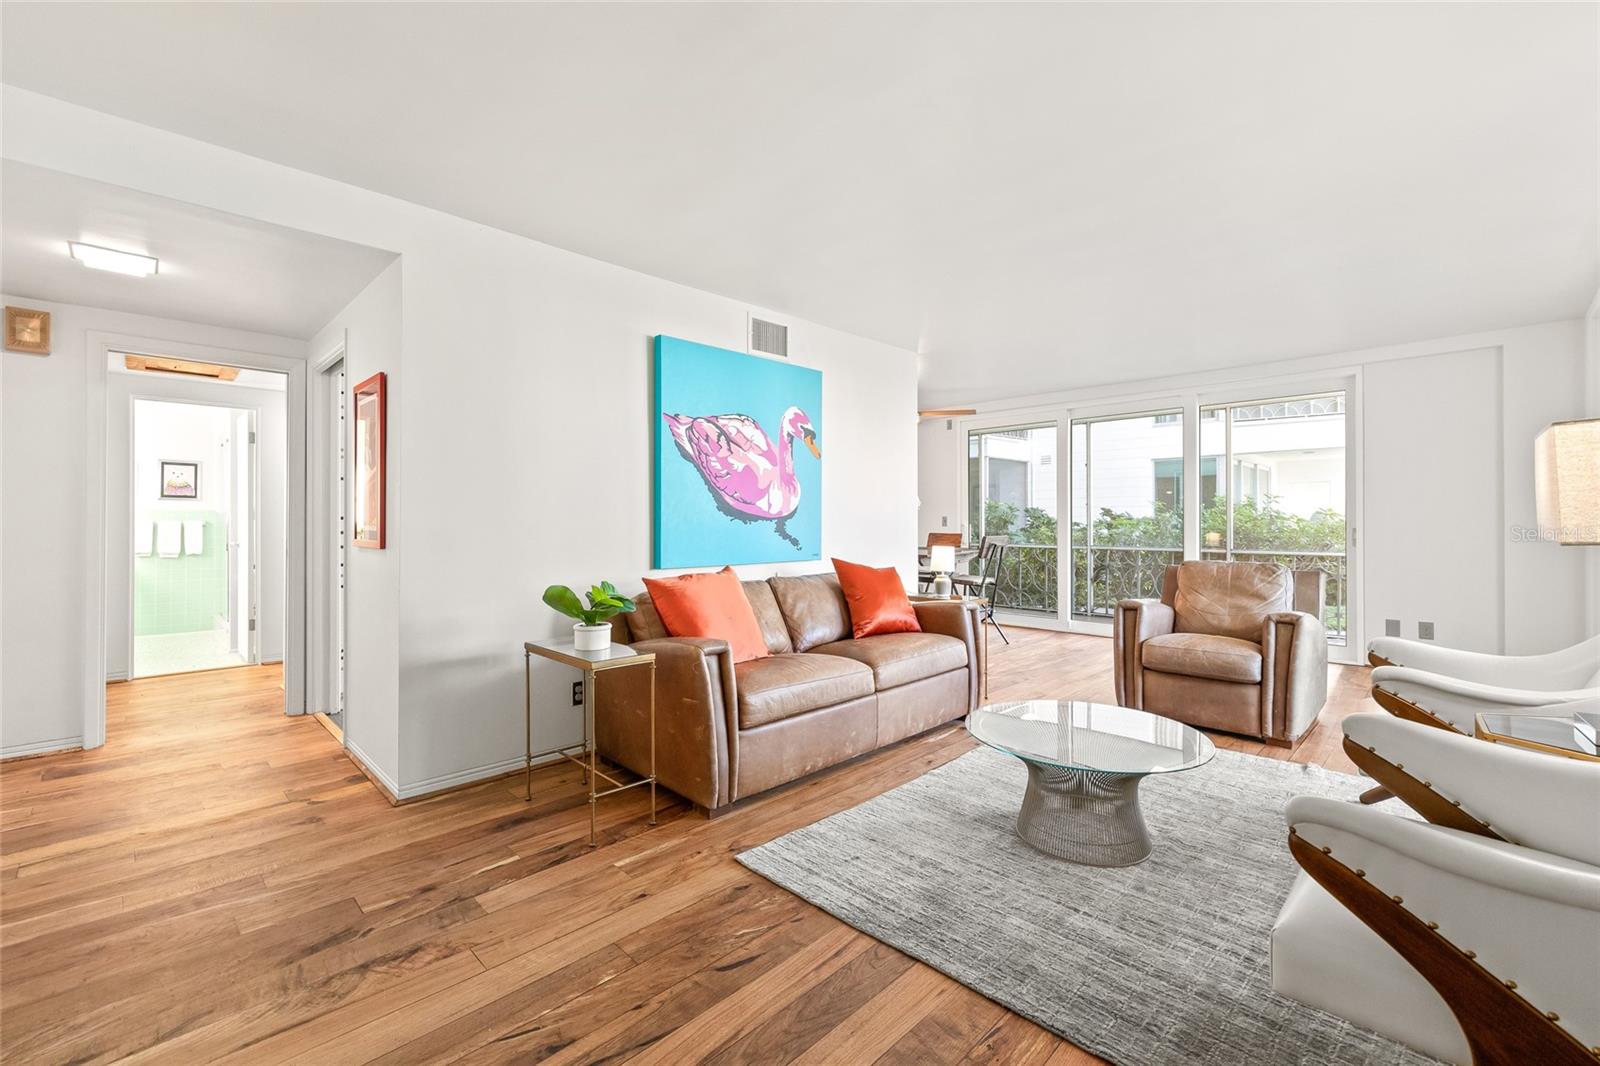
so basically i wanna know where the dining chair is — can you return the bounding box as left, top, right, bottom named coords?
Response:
left=952, top=536, right=1010, bottom=644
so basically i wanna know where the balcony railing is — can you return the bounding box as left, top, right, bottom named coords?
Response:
left=989, top=544, right=1061, bottom=614
left=983, top=543, right=1348, bottom=644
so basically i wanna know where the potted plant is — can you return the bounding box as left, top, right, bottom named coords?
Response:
left=542, top=581, right=636, bottom=651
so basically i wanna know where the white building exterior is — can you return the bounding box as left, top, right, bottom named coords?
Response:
left=976, top=397, right=1347, bottom=539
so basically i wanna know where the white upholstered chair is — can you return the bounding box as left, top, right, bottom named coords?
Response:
left=1365, top=634, right=1600, bottom=734
left=1272, top=712, right=1600, bottom=1065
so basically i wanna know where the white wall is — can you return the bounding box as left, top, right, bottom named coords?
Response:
left=1364, top=348, right=1502, bottom=653
left=3, top=90, right=919, bottom=798
left=1494, top=321, right=1591, bottom=652
left=0, top=294, right=302, bottom=757
left=307, top=263, right=403, bottom=791
left=135, top=402, right=232, bottom=510
left=919, top=319, right=1591, bottom=657
left=107, top=375, right=289, bottom=678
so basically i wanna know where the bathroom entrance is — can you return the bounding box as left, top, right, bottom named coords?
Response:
left=129, top=397, right=259, bottom=678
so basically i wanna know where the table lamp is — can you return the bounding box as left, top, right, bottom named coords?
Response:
left=929, top=544, right=957, bottom=597
left=1534, top=417, right=1599, bottom=743
left=1534, top=418, right=1600, bottom=545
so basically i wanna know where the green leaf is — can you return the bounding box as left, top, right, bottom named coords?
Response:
left=542, top=585, right=586, bottom=621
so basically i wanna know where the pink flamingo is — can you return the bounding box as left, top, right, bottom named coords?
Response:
left=664, top=406, right=819, bottom=547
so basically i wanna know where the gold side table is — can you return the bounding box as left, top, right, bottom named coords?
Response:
left=523, top=639, right=657, bottom=846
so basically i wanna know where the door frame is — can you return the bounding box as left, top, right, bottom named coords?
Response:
left=125, top=394, right=258, bottom=679
left=957, top=413, right=1069, bottom=632
left=83, top=331, right=307, bottom=748
left=309, top=336, right=348, bottom=741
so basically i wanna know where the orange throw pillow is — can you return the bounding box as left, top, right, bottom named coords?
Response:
left=642, top=566, right=769, bottom=663
left=832, top=558, right=922, bottom=639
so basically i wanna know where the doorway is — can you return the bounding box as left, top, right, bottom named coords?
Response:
left=130, top=398, right=257, bottom=677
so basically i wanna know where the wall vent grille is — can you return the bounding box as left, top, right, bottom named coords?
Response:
left=750, top=317, right=788, bottom=358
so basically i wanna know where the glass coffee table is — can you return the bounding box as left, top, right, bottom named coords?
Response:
left=1474, top=712, right=1599, bottom=762
left=967, top=700, right=1215, bottom=866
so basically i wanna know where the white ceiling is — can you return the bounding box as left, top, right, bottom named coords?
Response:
left=1, top=161, right=396, bottom=339
left=3, top=4, right=1593, bottom=403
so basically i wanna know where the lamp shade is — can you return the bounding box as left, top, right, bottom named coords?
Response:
left=929, top=545, right=957, bottom=572
left=1534, top=418, right=1600, bottom=545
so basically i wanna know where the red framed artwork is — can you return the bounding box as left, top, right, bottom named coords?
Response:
left=352, top=371, right=387, bottom=548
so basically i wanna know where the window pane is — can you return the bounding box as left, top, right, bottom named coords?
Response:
left=967, top=425, right=1057, bottom=613
left=1202, top=393, right=1347, bottom=644
left=1069, top=410, right=1183, bottom=621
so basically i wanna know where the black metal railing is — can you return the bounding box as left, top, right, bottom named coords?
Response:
left=982, top=543, right=1349, bottom=644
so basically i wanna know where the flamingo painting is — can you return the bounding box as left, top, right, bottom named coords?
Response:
left=663, top=407, right=819, bottom=548
left=653, top=335, right=823, bottom=567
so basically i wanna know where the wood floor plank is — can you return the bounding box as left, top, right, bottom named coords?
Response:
left=0, top=633, right=1379, bottom=1065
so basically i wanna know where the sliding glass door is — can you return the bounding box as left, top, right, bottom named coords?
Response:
left=967, top=424, right=1058, bottom=614
left=1069, top=410, right=1184, bottom=622
left=958, top=383, right=1354, bottom=655
left=1198, top=392, right=1349, bottom=644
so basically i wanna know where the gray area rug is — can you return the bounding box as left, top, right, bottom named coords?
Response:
left=737, top=746, right=1439, bottom=1065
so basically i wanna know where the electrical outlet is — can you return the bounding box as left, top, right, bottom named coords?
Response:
left=1418, top=621, right=1435, bottom=641
left=1385, top=619, right=1400, bottom=637
left=940, top=515, right=948, bottom=527
left=571, top=680, right=584, bottom=706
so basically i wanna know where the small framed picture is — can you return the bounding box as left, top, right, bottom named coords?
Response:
left=353, top=372, right=386, bottom=548
left=5, top=306, right=50, bottom=355
left=160, top=460, right=199, bottom=500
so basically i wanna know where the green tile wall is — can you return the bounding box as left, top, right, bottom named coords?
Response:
left=134, top=511, right=229, bottom=636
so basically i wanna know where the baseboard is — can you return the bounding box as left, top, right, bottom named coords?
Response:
left=2, top=736, right=85, bottom=761
left=393, top=755, right=541, bottom=803
left=105, top=670, right=129, bottom=683
left=338, top=741, right=563, bottom=807
left=342, top=737, right=402, bottom=805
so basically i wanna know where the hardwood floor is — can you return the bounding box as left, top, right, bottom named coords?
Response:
left=0, top=629, right=1378, bottom=1065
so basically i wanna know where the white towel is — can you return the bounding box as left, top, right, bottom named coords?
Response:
left=133, top=522, right=154, bottom=557
left=183, top=520, right=205, bottom=556
left=156, top=521, right=182, bottom=558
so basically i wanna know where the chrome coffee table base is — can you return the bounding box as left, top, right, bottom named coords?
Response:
left=1015, top=762, right=1152, bottom=866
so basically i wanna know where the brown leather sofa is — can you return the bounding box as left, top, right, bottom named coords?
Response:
left=597, top=574, right=984, bottom=813
left=1112, top=561, right=1328, bottom=745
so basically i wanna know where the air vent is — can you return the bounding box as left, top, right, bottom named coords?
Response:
left=750, top=317, right=788, bottom=358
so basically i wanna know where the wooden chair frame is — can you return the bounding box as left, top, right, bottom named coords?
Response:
left=1288, top=831, right=1595, bottom=1065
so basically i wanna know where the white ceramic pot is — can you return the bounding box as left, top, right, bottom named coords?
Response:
left=573, top=622, right=612, bottom=652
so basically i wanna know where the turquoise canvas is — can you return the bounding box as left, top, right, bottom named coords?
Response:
left=653, top=335, right=822, bottom=568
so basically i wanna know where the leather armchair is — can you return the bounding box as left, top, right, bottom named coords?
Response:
left=1366, top=635, right=1600, bottom=734
left=1113, top=561, right=1328, bottom=745
left=1273, top=713, right=1600, bottom=1065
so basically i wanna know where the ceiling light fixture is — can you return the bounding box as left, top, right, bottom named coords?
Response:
left=68, top=241, right=159, bottom=277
